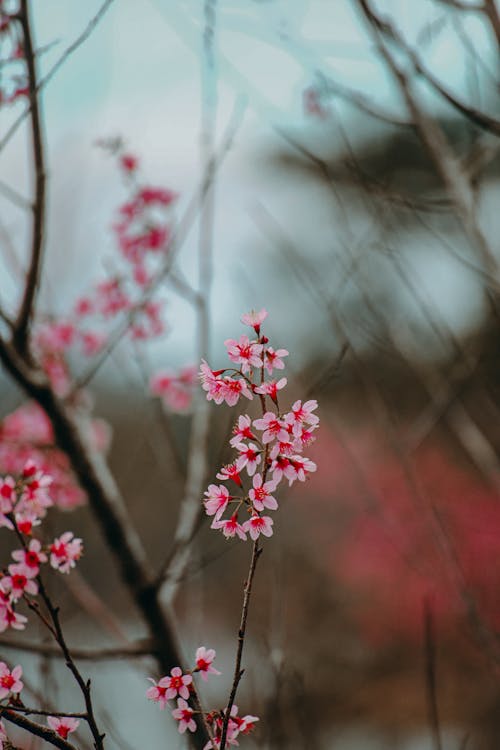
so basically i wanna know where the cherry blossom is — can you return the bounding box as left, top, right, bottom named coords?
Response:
left=203, top=485, right=230, bottom=520
left=11, top=539, right=47, bottom=576
left=229, top=415, right=255, bottom=448
left=254, top=377, right=287, bottom=403
left=224, top=335, right=263, bottom=373
left=146, top=677, right=171, bottom=709
left=216, top=463, right=241, bottom=486
left=0, top=662, right=23, bottom=699
left=211, top=514, right=247, bottom=541
left=285, top=399, right=319, bottom=436
left=240, top=308, right=267, bottom=333
left=195, top=647, right=221, bottom=682
left=248, top=474, right=278, bottom=512
left=0, top=605, right=27, bottom=633
left=252, top=412, right=289, bottom=445
left=171, top=698, right=196, bottom=734
left=242, top=514, right=274, bottom=541
left=161, top=667, right=192, bottom=700
left=47, top=716, right=80, bottom=740
left=2, top=566, right=38, bottom=600
left=264, top=346, right=288, bottom=374
left=234, top=443, right=261, bottom=476
left=50, top=532, right=83, bottom=573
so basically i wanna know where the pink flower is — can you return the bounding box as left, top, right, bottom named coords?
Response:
left=224, top=335, right=263, bottom=373
left=289, top=455, right=317, bottom=483
left=203, top=485, right=230, bottom=520
left=254, top=377, right=287, bottom=403
left=172, top=698, right=196, bottom=734
left=50, top=532, right=83, bottom=573
left=0, top=476, right=16, bottom=509
left=249, top=474, right=278, bottom=512
left=211, top=514, right=247, bottom=541
left=120, top=153, right=138, bottom=172
left=0, top=663, right=23, bottom=699
left=252, top=412, right=289, bottom=445
left=47, top=716, right=79, bottom=740
left=229, top=415, right=255, bottom=448
left=199, top=360, right=226, bottom=405
left=284, top=399, right=319, bottom=436
left=242, top=514, right=274, bottom=541
left=264, top=346, right=288, bottom=374
left=11, top=539, right=47, bottom=576
left=163, top=667, right=192, bottom=700
left=195, top=647, right=221, bottom=681
left=146, top=677, right=170, bottom=709
left=241, top=309, right=268, bottom=333
left=2, top=566, right=38, bottom=601
left=239, top=714, right=260, bottom=735
left=0, top=605, right=27, bottom=632
left=220, top=377, right=253, bottom=407
left=80, top=331, right=106, bottom=356
left=216, top=463, right=242, bottom=486
left=234, top=443, right=261, bottom=476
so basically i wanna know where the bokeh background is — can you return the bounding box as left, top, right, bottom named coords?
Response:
left=1, top=0, right=500, bottom=748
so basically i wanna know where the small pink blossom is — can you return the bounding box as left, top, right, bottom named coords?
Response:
left=0, top=662, right=23, bottom=699
left=172, top=698, right=196, bottom=734
left=220, top=377, right=253, bottom=407
left=216, top=464, right=242, bottom=486
left=241, top=308, right=268, bottom=333
left=146, top=677, right=170, bottom=709
left=163, top=667, right=192, bottom=700
left=234, top=443, right=261, bottom=476
left=203, top=485, right=230, bottom=520
left=47, top=716, right=80, bottom=740
left=284, top=399, right=319, bottom=436
left=252, top=412, right=289, bottom=445
left=211, top=514, right=247, bottom=541
left=264, top=346, right=288, bottom=374
left=195, top=647, right=221, bottom=681
left=229, top=415, right=255, bottom=448
left=249, top=474, right=278, bottom=512
left=2, top=566, right=38, bottom=600
left=242, top=514, right=274, bottom=541
left=11, top=539, right=47, bottom=575
left=254, top=377, right=287, bottom=403
left=0, top=605, right=28, bottom=632
left=224, top=335, right=263, bottom=373
left=50, top=532, right=83, bottom=573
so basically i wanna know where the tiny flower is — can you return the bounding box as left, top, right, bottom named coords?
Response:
left=216, top=463, right=242, bottom=486
left=249, top=474, right=278, bottom=512
left=0, top=476, right=16, bottom=509
left=146, top=677, right=170, bottom=709
left=211, top=514, right=247, bottom=541
left=120, top=153, right=138, bottom=172
left=220, top=377, right=253, bottom=407
left=239, top=714, right=260, bottom=735
left=234, top=442, right=261, bottom=476
left=14, top=511, right=41, bottom=535
left=47, top=716, right=80, bottom=740
left=284, top=399, right=319, bottom=436
left=203, top=485, right=230, bottom=520
left=2, top=566, right=38, bottom=601
left=254, top=377, right=287, bottom=403
left=50, top=532, right=83, bottom=573
left=0, top=605, right=28, bottom=632
left=0, top=662, right=23, bottom=699
left=172, top=698, right=196, bottom=734
left=163, top=667, right=192, bottom=700
left=241, top=309, right=268, bottom=333
left=252, top=412, right=289, bottom=444
left=195, top=647, right=221, bottom=681
left=264, top=346, right=288, bottom=374
left=242, top=514, right=274, bottom=541
left=224, top=335, right=263, bottom=373
left=229, top=415, right=255, bottom=448
left=11, top=539, right=47, bottom=576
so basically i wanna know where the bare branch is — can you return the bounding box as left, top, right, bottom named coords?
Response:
left=13, top=1, right=47, bottom=356
left=0, top=636, right=153, bottom=660
left=0, top=710, right=78, bottom=750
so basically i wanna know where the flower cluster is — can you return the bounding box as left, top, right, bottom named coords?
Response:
left=147, top=646, right=258, bottom=747
left=0, top=462, right=83, bottom=632
left=200, top=309, right=318, bottom=541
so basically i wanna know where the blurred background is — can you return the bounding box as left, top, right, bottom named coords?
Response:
left=1, top=0, right=500, bottom=748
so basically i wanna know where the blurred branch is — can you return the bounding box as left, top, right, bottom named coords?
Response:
left=0, top=636, right=152, bottom=660
left=0, top=0, right=116, bottom=154
left=355, top=0, right=499, bottom=289
left=423, top=599, right=443, bottom=750
left=13, top=1, right=47, bottom=357
left=0, top=179, right=32, bottom=211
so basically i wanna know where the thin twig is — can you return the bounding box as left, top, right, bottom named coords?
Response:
left=0, top=636, right=152, bottom=660
left=423, top=599, right=443, bottom=750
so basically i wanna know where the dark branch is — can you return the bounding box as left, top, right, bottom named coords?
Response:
left=0, top=710, right=78, bottom=750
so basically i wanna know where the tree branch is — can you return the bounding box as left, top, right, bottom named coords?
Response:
left=0, top=710, right=78, bottom=750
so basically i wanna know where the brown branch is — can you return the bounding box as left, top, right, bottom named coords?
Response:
left=423, top=599, right=443, bottom=750
left=6, top=707, right=87, bottom=720
left=220, top=540, right=262, bottom=750
left=0, top=709, right=78, bottom=750
left=0, top=636, right=152, bottom=660
left=13, top=1, right=47, bottom=357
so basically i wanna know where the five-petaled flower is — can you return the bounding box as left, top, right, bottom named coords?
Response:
left=47, top=716, right=80, bottom=740
left=195, top=647, right=221, bottom=682
left=172, top=698, right=196, bottom=734
left=0, top=662, right=23, bottom=699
